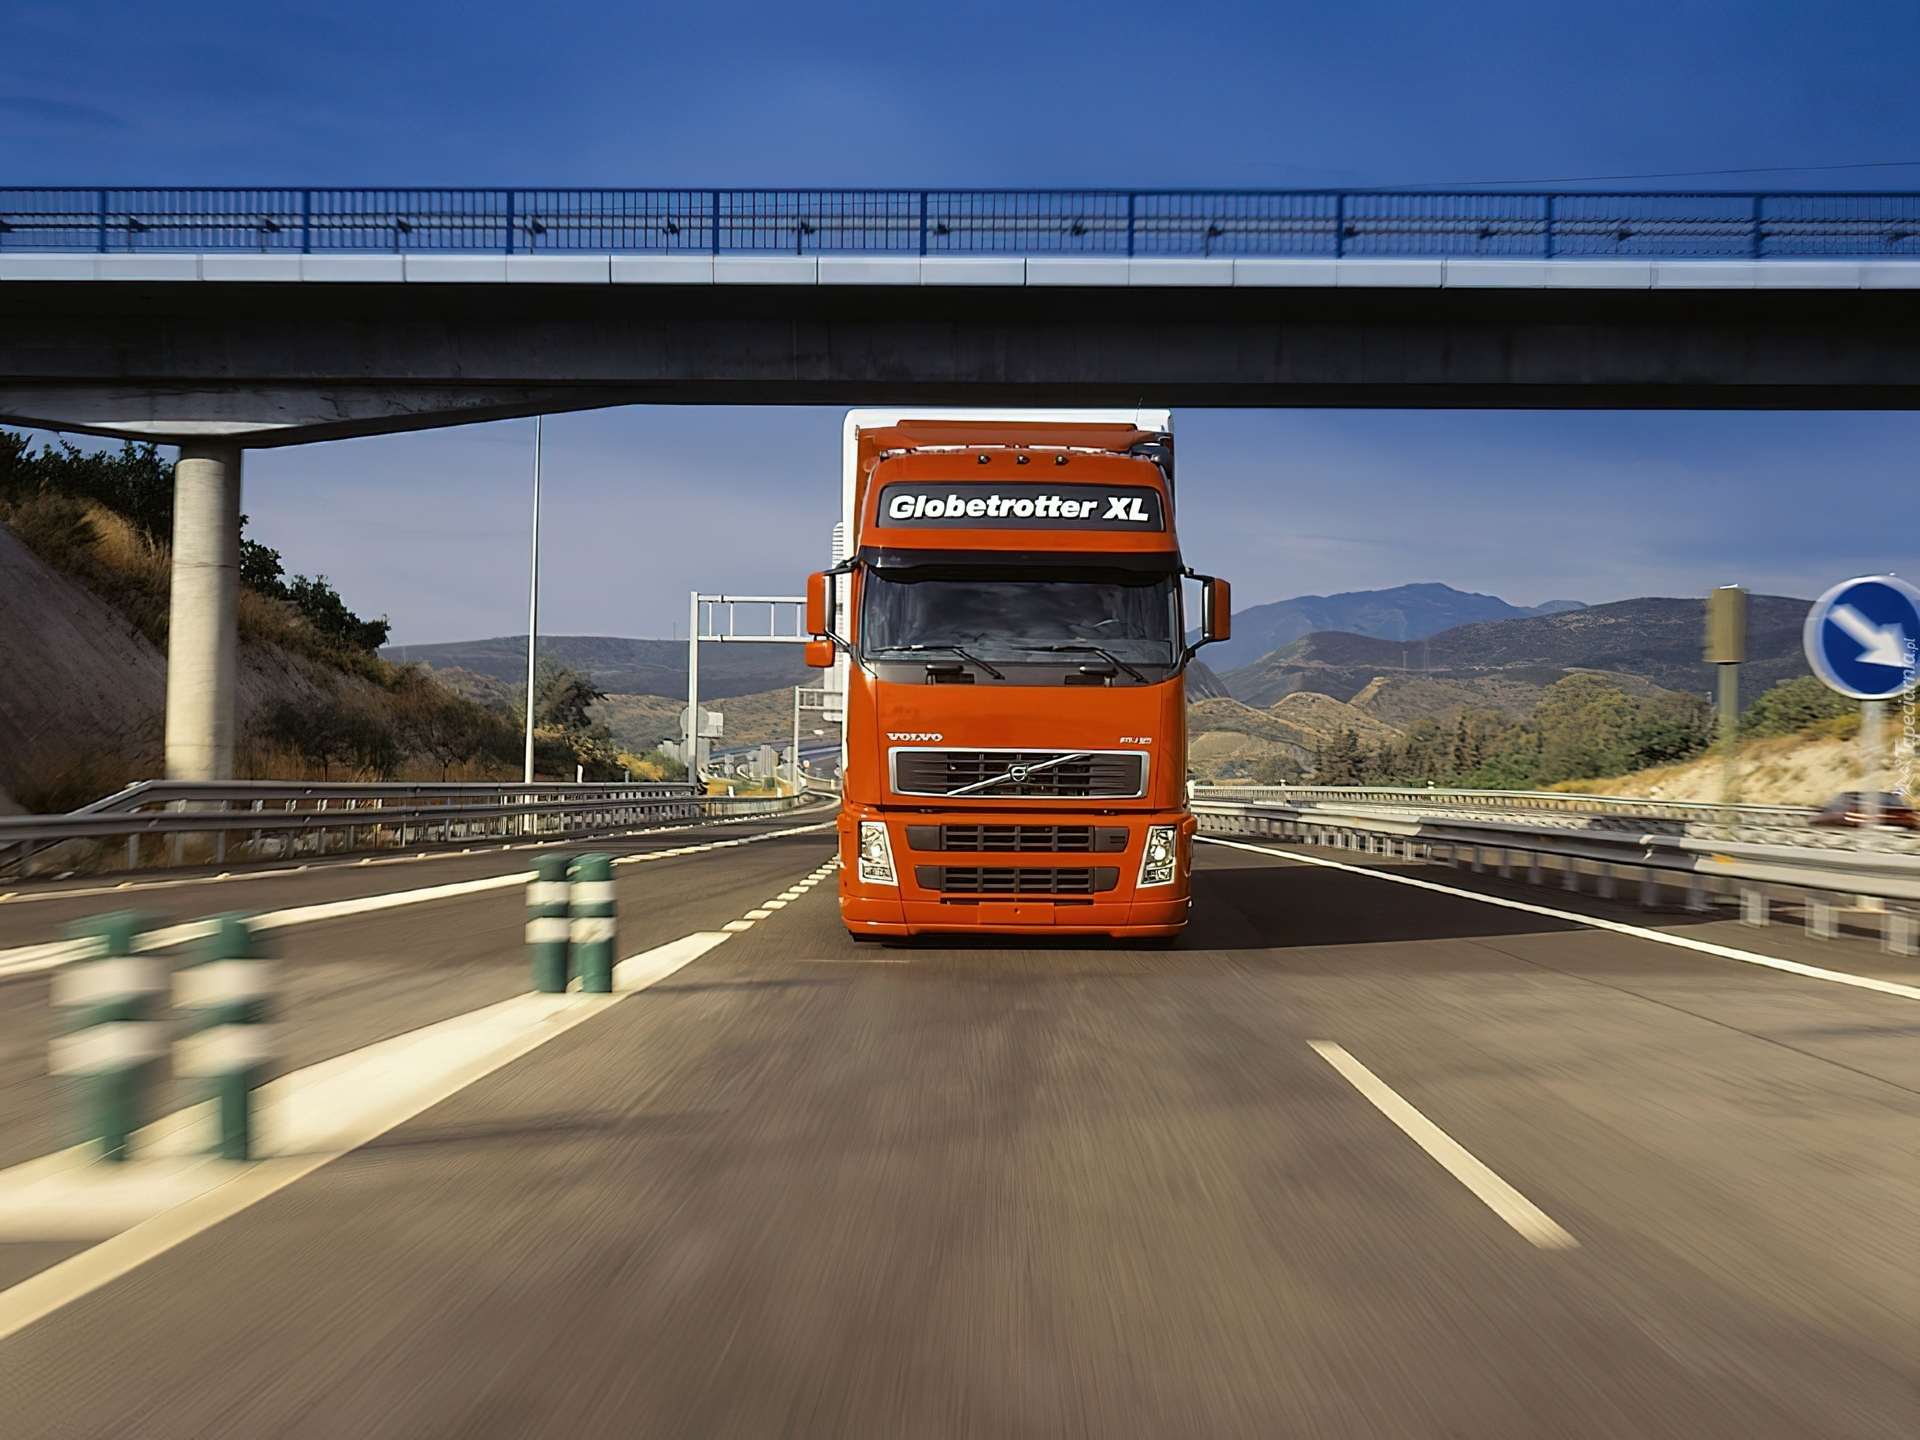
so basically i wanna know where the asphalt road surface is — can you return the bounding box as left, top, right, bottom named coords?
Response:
left=0, top=830, right=1912, bottom=1438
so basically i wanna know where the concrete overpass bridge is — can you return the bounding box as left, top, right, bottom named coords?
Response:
left=4, top=185, right=1918, bottom=777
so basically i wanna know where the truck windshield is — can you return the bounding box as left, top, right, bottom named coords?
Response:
left=860, top=567, right=1180, bottom=671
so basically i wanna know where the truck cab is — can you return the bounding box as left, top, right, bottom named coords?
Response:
left=806, top=410, right=1228, bottom=940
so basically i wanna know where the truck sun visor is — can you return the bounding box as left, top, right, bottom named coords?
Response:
left=878, top=483, right=1165, bottom=532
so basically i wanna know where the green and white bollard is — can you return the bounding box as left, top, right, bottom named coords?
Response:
left=49, top=911, right=168, bottom=1162
left=173, top=913, right=277, bottom=1161
left=570, top=853, right=616, bottom=993
left=527, top=853, right=573, bottom=993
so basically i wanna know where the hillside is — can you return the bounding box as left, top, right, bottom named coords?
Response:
left=0, top=519, right=350, bottom=807
left=384, top=635, right=812, bottom=700
left=592, top=681, right=842, bottom=756
left=1186, top=693, right=1401, bottom=782
left=1202, top=583, right=1584, bottom=672
left=1222, top=596, right=1812, bottom=711
left=1557, top=731, right=1862, bottom=807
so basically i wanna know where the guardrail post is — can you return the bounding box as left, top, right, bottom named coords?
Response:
left=1885, top=910, right=1917, bottom=957
left=1470, top=846, right=1484, bottom=874
left=1806, top=894, right=1836, bottom=939
left=527, top=853, right=573, bottom=993
left=1563, top=858, right=1580, bottom=893
left=1740, top=888, right=1769, bottom=926
left=49, top=912, right=167, bottom=1162
left=1686, top=878, right=1710, bottom=913
left=1597, top=864, right=1616, bottom=900
left=1497, top=849, right=1511, bottom=879
left=1639, top=870, right=1659, bottom=908
left=1527, top=852, right=1542, bottom=885
left=173, top=914, right=276, bottom=1161
left=570, top=853, right=616, bottom=993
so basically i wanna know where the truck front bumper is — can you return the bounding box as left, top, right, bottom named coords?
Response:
left=836, top=810, right=1194, bottom=938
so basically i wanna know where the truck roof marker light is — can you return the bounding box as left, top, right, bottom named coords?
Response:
left=1055, top=454, right=1069, bottom=466
left=977, top=453, right=991, bottom=464
left=1016, top=454, right=1030, bottom=465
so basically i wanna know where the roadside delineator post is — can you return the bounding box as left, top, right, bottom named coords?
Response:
left=527, top=853, right=573, bottom=993
left=173, top=913, right=277, bottom=1161
left=570, top=853, right=616, bottom=993
left=49, top=911, right=168, bottom=1162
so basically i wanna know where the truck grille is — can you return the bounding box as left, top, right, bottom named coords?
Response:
left=915, top=866, right=1122, bottom=895
left=890, top=749, right=1147, bottom=799
left=906, top=825, right=1128, bottom=853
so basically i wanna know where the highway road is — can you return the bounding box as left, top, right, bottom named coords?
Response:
left=0, top=820, right=1913, bottom=1437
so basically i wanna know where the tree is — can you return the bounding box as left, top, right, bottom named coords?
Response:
left=1740, top=675, right=1856, bottom=739
left=1314, top=729, right=1370, bottom=784
left=0, top=432, right=173, bottom=541
left=1533, top=674, right=1641, bottom=783
left=257, top=700, right=400, bottom=779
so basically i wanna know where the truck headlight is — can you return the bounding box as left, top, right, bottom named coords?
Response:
left=1139, top=825, right=1179, bottom=887
left=857, top=821, right=896, bottom=885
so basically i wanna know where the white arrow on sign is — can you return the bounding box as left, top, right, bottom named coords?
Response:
left=1828, top=605, right=1910, bottom=669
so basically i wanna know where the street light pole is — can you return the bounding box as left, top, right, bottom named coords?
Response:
left=522, top=416, right=543, bottom=787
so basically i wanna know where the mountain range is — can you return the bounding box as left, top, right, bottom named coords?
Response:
left=1219, top=595, right=1813, bottom=710
left=1200, top=583, right=1586, bottom=672
left=382, top=635, right=812, bottom=700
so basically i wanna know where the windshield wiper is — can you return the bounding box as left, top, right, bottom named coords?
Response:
left=882, top=644, right=1005, bottom=680
left=1015, top=644, right=1150, bottom=684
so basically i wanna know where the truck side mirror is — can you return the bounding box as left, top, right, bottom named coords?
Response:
left=804, top=638, right=835, bottom=668
left=1202, top=576, right=1231, bottom=643
left=805, top=572, right=831, bottom=637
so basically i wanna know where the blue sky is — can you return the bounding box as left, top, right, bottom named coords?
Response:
left=6, top=1, right=1919, bottom=642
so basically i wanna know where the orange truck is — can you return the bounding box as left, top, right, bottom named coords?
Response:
left=804, top=409, right=1230, bottom=941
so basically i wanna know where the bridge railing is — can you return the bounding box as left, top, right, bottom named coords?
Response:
left=0, top=779, right=820, bottom=879
left=3, top=188, right=1918, bottom=259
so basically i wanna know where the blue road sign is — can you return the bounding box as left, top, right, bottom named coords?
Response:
left=1803, top=576, right=1920, bottom=701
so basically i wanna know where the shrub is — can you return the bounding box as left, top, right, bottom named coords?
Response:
left=1740, top=675, right=1856, bottom=739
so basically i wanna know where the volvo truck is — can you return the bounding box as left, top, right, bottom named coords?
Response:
left=805, top=410, right=1230, bottom=940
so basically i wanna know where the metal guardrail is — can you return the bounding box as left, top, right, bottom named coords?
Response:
left=1, top=779, right=816, bottom=878
left=1190, top=784, right=1920, bottom=853
left=1191, top=792, right=1920, bottom=948
left=4, top=188, right=1919, bottom=259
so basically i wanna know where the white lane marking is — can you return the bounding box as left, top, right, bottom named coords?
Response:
left=744, top=909, right=773, bottom=920
left=722, top=920, right=755, bottom=932
left=1309, top=1041, right=1578, bottom=1251
left=0, top=931, right=731, bottom=1342
left=1201, top=837, right=1920, bottom=1003
left=760, top=900, right=788, bottom=910
left=0, top=820, right=836, bottom=979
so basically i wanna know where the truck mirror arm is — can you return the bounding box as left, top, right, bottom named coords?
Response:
left=813, top=558, right=860, bottom=652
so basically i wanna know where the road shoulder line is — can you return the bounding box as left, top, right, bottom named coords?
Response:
left=1201, top=836, right=1920, bottom=1002
left=0, top=930, right=732, bottom=1344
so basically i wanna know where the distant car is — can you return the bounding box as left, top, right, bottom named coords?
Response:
left=1809, top=792, right=1919, bottom=829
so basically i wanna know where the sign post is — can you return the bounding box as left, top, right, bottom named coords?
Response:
left=1803, top=575, right=1920, bottom=828
left=1704, top=586, right=1746, bottom=805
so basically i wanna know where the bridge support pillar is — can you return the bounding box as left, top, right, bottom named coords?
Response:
left=164, top=443, right=242, bottom=781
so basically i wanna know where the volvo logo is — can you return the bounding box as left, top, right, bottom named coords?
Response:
left=1007, top=765, right=1032, bottom=782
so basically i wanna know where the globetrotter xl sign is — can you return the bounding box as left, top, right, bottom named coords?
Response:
left=877, top=483, right=1166, bottom=532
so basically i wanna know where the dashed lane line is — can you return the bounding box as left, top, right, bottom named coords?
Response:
left=1309, top=1041, right=1579, bottom=1251
left=0, top=821, right=836, bottom=980
left=1200, top=836, right=1920, bottom=1003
